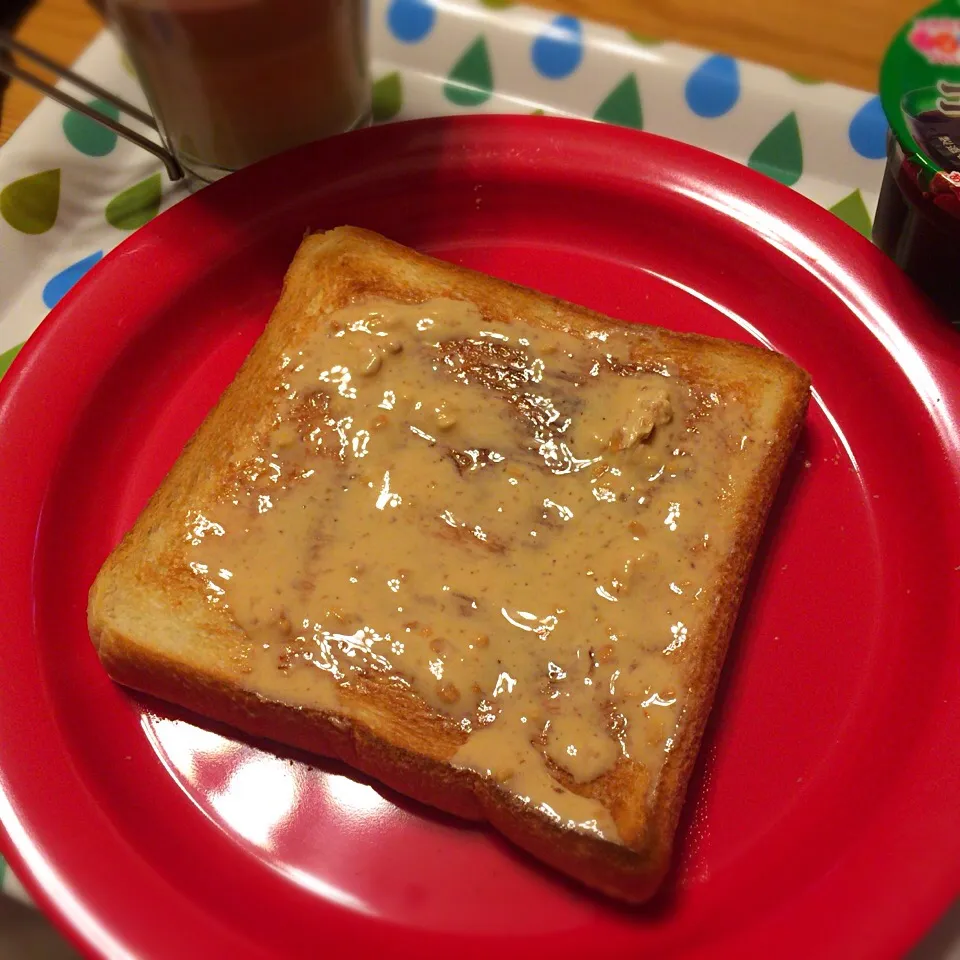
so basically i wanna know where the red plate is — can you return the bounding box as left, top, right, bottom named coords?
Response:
left=0, top=116, right=958, bottom=959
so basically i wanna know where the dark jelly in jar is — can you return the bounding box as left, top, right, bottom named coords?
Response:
left=875, top=2, right=960, bottom=328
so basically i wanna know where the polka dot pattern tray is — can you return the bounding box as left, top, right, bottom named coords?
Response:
left=0, top=0, right=888, bottom=906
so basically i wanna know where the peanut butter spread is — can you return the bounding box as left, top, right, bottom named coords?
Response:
left=185, top=297, right=761, bottom=842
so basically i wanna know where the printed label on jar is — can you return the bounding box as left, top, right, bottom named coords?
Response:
left=907, top=17, right=960, bottom=65
left=881, top=1, right=960, bottom=182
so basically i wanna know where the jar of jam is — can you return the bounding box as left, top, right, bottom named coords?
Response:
left=874, top=1, right=960, bottom=328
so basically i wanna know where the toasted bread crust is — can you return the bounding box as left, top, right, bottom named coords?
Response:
left=89, top=226, right=810, bottom=902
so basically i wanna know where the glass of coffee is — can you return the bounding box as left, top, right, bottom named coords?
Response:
left=99, top=0, right=370, bottom=184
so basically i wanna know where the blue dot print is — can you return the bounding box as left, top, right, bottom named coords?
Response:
left=684, top=55, right=740, bottom=118
left=848, top=96, right=887, bottom=160
left=42, top=251, right=103, bottom=309
left=532, top=15, right=583, bottom=80
left=387, top=0, right=436, bottom=44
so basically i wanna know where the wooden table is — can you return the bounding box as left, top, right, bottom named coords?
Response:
left=1, top=0, right=923, bottom=146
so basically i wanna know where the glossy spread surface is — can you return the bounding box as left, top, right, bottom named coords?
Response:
left=187, top=297, right=759, bottom=842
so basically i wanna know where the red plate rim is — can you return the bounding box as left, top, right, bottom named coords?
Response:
left=0, top=116, right=958, bottom=958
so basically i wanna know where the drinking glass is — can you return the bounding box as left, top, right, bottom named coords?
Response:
left=97, top=0, right=370, bottom=183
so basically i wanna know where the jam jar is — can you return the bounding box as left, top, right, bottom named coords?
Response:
left=874, top=0, right=960, bottom=328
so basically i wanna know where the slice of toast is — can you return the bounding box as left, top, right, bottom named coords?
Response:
left=89, top=226, right=810, bottom=902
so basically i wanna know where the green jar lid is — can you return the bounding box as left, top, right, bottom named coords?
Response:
left=880, top=0, right=960, bottom=188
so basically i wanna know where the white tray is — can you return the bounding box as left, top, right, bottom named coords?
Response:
left=0, top=0, right=888, bottom=373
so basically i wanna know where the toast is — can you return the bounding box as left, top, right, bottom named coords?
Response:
left=88, top=226, right=810, bottom=902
